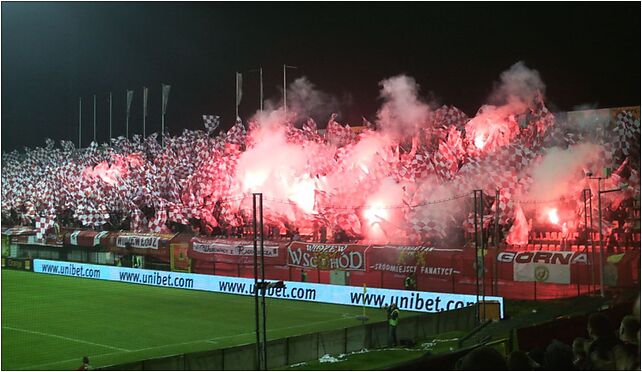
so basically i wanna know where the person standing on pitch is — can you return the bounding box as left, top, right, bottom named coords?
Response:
left=386, top=303, right=400, bottom=347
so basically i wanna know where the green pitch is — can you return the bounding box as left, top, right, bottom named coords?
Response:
left=1, top=269, right=408, bottom=370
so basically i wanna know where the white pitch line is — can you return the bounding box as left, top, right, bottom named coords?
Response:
left=17, top=351, right=124, bottom=371
left=3, top=326, right=130, bottom=352
left=11, top=317, right=350, bottom=370
left=129, top=317, right=345, bottom=353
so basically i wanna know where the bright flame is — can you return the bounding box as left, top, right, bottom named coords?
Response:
left=363, top=202, right=388, bottom=225
left=288, top=176, right=316, bottom=214
left=474, top=134, right=486, bottom=149
left=83, top=161, right=122, bottom=185
left=243, top=171, right=268, bottom=192
left=548, top=208, right=559, bottom=225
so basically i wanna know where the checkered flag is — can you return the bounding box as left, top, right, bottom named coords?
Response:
left=35, top=215, right=55, bottom=240
left=202, top=115, right=220, bottom=135
left=612, top=109, right=640, bottom=164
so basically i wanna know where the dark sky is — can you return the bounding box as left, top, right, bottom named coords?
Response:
left=2, top=2, right=640, bottom=151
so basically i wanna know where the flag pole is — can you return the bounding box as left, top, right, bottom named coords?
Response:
left=283, top=64, right=297, bottom=114
left=161, top=84, right=170, bottom=147
left=143, top=87, right=148, bottom=138
left=161, top=90, right=165, bottom=146
left=125, top=91, right=129, bottom=139
left=363, top=284, right=367, bottom=320
left=78, top=97, right=82, bottom=148
left=236, top=72, right=239, bottom=118
left=109, top=92, right=112, bottom=140
left=259, top=67, right=263, bottom=112
left=93, top=94, right=96, bottom=143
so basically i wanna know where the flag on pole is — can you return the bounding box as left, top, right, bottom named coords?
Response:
left=162, top=84, right=171, bottom=115
left=126, top=90, right=134, bottom=116
left=236, top=72, right=243, bottom=108
left=202, top=115, right=220, bottom=134
left=143, top=87, right=149, bottom=117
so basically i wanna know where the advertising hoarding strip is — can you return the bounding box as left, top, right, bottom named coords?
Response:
left=33, top=259, right=503, bottom=317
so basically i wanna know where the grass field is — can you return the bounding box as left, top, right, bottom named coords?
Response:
left=1, top=269, right=417, bottom=370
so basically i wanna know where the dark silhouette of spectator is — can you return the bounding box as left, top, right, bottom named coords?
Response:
left=543, top=339, right=574, bottom=370
left=404, top=272, right=417, bottom=290
left=606, top=232, right=618, bottom=254
left=76, top=356, right=92, bottom=370
left=300, top=269, right=307, bottom=282
left=618, top=315, right=640, bottom=345
left=612, top=342, right=639, bottom=371
left=587, top=312, right=620, bottom=370
left=572, top=337, right=589, bottom=370
left=527, top=347, right=545, bottom=370
left=507, top=350, right=533, bottom=370
left=292, top=228, right=301, bottom=241
left=614, top=315, right=641, bottom=370
left=460, top=346, right=508, bottom=370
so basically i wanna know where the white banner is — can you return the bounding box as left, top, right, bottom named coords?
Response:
left=116, top=235, right=160, bottom=249
left=514, top=263, right=570, bottom=284
left=192, top=240, right=278, bottom=257
left=33, top=259, right=504, bottom=317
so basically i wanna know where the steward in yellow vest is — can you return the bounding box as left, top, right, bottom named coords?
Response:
left=387, top=303, right=399, bottom=346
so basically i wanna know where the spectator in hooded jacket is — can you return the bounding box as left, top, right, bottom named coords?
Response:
left=586, top=312, right=620, bottom=370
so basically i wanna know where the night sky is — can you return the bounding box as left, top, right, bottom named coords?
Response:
left=2, top=2, right=640, bottom=151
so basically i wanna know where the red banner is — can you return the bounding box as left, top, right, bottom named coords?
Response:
left=188, top=237, right=284, bottom=265
left=367, top=245, right=463, bottom=277
left=64, top=230, right=110, bottom=248
left=286, top=241, right=369, bottom=271
left=1, top=226, right=37, bottom=236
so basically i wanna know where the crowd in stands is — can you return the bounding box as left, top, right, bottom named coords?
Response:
left=456, top=297, right=640, bottom=370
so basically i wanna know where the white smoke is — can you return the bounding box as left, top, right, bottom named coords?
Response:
left=286, top=77, right=339, bottom=124
left=526, top=143, right=605, bottom=201
left=489, top=61, right=546, bottom=110
left=376, top=75, right=432, bottom=138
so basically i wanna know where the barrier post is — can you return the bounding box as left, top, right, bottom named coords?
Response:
left=533, top=279, right=537, bottom=301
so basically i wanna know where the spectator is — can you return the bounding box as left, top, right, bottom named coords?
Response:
left=527, top=346, right=546, bottom=369
left=292, top=228, right=301, bottom=241
left=300, top=269, right=307, bottom=282
left=615, top=315, right=641, bottom=370
left=76, top=356, right=92, bottom=371
left=612, top=343, right=639, bottom=370
left=507, top=350, right=533, bottom=370
left=586, top=313, right=620, bottom=370
left=460, top=346, right=507, bottom=370
left=560, top=222, right=569, bottom=251
left=404, top=272, right=417, bottom=290
left=572, top=337, right=589, bottom=370
left=543, top=339, right=574, bottom=370
left=606, top=231, right=618, bottom=254
left=618, top=315, right=640, bottom=345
